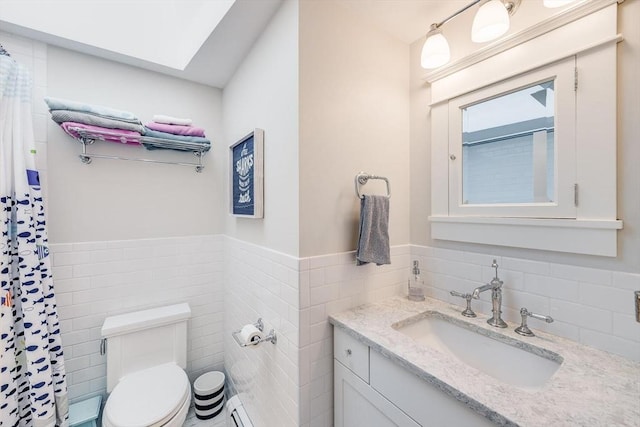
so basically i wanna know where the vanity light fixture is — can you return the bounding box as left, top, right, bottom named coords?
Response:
left=471, top=0, right=512, bottom=43
left=421, top=24, right=451, bottom=69
left=422, top=0, right=578, bottom=69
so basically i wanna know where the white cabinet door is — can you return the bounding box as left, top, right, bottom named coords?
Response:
left=335, top=360, right=420, bottom=427
left=370, top=352, right=497, bottom=427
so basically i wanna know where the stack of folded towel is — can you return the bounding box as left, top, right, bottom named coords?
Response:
left=143, top=115, right=211, bottom=152
left=45, top=97, right=144, bottom=145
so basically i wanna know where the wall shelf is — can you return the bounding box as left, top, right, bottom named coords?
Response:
left=69, top=127, right=209, bottom=173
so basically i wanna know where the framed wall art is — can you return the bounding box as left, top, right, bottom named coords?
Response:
left=229, top=128, right=264, bottom=218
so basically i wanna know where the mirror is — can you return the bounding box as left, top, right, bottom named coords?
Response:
left=461, top=79, right=555, bottom=205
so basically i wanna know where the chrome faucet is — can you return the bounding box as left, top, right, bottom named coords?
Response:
left=515, top=307, right=554, bottom=337
left=472, top=260, right=508, bottom=328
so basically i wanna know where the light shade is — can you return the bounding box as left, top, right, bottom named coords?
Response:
left=472, top=0, right=510, bottom=43
left=543, top=0, right=576, bottom=7
left=421, top=29, right=451, bottom=69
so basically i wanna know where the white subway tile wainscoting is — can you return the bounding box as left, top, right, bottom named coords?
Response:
left=298, top=246, right=411, bottom=427
left=50, top=235, right=638, bottom=427
left=411, top=245, right=640, bottom=362
left=224, top=237, right=301, bottom=427
left=51, top=235, right=225, bottom=402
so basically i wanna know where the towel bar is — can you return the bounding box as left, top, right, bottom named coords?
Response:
left=355, top=171, right=391, bottom=199
left=72, top=127, right=207, bottom=172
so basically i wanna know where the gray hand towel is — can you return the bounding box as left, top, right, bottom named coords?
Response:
left=356, top=195, right=391, bottom=266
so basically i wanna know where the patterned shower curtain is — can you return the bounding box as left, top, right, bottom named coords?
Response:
left=0, top=54, right=68, bottom=426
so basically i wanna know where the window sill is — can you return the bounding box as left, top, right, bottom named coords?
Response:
left=428, top=216, right=623, bottom=257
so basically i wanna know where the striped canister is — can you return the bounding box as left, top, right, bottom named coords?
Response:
left=193, top=371, right=225, bottom=420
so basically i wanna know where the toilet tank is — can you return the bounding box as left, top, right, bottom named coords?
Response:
left=101, top=303, right=191, bottom=392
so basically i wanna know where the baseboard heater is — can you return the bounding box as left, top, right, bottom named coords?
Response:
left=227, top=395, right=254, bottom=427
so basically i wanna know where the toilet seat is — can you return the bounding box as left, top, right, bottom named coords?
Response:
left=102, top=363, right=190, bottom=427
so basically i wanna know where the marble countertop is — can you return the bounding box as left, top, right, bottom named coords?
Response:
left=329, top=296, right=640, bottom=427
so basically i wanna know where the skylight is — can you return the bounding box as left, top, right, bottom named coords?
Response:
left=0, top=0, right=236, bottom=70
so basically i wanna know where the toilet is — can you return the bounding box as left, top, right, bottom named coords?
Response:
left=100, top=303, right=192, bottom=427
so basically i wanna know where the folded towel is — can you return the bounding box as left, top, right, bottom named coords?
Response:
left=44, top=96, right=141, bottom=123
left=146, top=121, right=206, bottom=137
left=50, top=110, right=146, bottom=134
left=141, top=140, right=211, bottom=152
left=142, top=128, right=211, bottom=152
left=61, top=122, right=141, bottom=145
left=356, top=195, right=391, bottom=266
left=152, top=114, right=192, bottom=126
left=142, top=128, right=210, bottom=144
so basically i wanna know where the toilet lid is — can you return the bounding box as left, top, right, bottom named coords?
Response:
left=104, top=363, right=190, bottom=427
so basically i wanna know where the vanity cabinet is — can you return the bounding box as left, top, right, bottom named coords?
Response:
left=334, top=327, right=496, bottom=427
left=334, top=328, right=418, bottom=427
left=334, top=361, right=420, bottom=427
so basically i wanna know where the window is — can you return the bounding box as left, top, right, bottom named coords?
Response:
left=448, top=58, right=575, bottom=218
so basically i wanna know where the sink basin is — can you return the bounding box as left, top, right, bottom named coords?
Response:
left=393, top=312, right=563, bottom=389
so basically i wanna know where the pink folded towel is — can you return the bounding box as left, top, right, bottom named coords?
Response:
left=61, top=122, right=142, bottom=145
left=145, top=121, right=206, bottom=137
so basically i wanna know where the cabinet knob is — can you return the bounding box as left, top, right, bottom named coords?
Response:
left=346, top=349, right=352, bottom=356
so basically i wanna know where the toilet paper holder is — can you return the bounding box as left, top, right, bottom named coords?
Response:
left=232, top=318, right=277, bottom=347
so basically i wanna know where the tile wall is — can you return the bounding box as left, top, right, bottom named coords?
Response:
left=45, top=235, right=640, bottom=426
left=223, top=237, right=301, bottom=427
left=411, top=245, right=640, bottom=362
left=295, top=244, right=638, bottom=427
left=222, top=238, right=411, bottom=427
left=298, top=246, right=411, bottom=427
left=50, top=235, right=225, bottom=402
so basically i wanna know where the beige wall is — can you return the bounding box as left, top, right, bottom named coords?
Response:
left=410, top=0, right=640, bottom=273
left=299, top=0, right=411, bottom=258
left=223, top=0, right=299, bottom=256
left=46, top=46, right=224, bottom=243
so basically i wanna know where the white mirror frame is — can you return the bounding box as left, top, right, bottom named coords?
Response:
left=448, top=57, right=576, bottom=218
left=427, top=2, right=623, bottom=257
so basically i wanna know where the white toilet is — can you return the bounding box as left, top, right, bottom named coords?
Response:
left=100, top=303, right=192, bottom=427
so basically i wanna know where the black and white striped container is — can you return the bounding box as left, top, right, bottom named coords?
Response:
left=193, top=371, right=225, bottom=420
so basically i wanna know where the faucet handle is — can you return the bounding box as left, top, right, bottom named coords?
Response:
left=490, top=259, right=503, bottom=286
left=450, top=291, right=477, bottom=318
left=515, top=307, right=553, bottom=337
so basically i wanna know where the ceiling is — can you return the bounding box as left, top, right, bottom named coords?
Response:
left=0, top=0, right=474, bottom=88
left=0, top=0, right=283, bottom=88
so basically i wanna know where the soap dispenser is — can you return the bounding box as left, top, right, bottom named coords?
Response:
left=408, top=260, right=425, bottom=301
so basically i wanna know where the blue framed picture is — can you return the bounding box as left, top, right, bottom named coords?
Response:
left=230, top=129, right=264, bottom=218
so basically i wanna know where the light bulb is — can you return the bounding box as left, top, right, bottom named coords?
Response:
left=472, top=0, right=510, bottom=43
left=421, top=29, right=451, bottom=69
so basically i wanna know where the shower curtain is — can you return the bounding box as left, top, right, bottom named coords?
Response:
left=0, top=54, right=68, bottom=426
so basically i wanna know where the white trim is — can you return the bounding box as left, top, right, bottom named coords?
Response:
left=429, top=4, right=619, bottom=105
left=429, top=216, right=622, bottom=257
left=428, top=34, right=622, bottom=107
left=422, top=0, right=620, bottom=83
left=429, top=216, right=623, bottom=229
